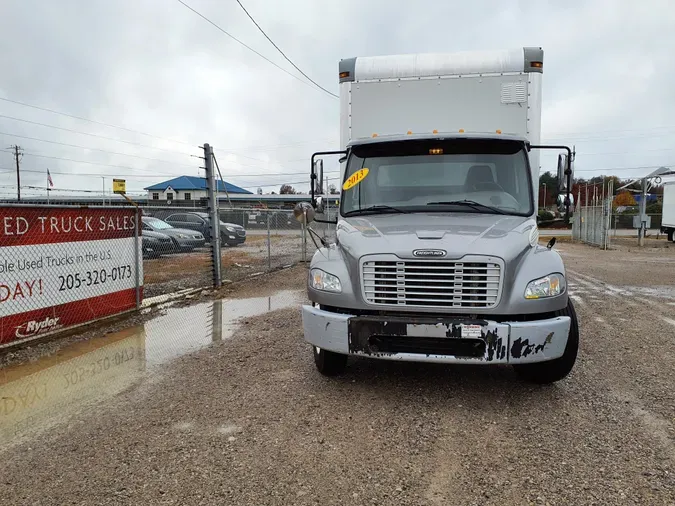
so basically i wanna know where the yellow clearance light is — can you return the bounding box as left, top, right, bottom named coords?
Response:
left=496, top=129, right=502, bottom=134
left=407, top=130, right=413, bottom=135
left=459, top=129, right=465, bottom=133
left=429, top=148, right=443, bottom=155
left=531, top=61, right=543, bottom=68
left=339, top=71, right=350, bottom=79
left=432, top=129, right=438, bottom=134
left=372, top=133, right=378, bottom=137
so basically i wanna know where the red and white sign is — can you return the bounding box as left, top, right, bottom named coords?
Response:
left=0, top=207, right=143, bottom=345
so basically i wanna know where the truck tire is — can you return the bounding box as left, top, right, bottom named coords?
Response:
left=513, top=299, right=579, bottom=384
left=313, top=346, right=348, bottom=376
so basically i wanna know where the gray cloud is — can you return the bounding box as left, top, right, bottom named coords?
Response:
left=0, top=0, right=674, bottom=198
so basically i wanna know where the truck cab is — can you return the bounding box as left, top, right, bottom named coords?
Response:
left=299, top=47, right=578, bottom=384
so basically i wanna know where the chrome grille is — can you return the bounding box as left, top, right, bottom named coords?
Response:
left=362, top=259, right=501, bottom=308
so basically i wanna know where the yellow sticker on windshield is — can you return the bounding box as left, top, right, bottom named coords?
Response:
left=343, top=168, right=369, bottom=190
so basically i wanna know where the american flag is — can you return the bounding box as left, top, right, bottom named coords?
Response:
left=47, top=169, right=54, bottom=188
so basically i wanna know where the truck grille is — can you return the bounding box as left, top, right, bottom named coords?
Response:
left=362, top=259, right=501, bottom=308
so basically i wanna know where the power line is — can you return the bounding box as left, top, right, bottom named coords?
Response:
left=175, top=0, right=334, bottom=99
left=0, top=114, right=198, bottom=156
left=0, top=131, right=198, bottom=168
left=0, top=97, right=199, bottom=147
left=233, top=0, right=338, bottom=99
left=10, top=151, right=180, bottom=174
left=574, top=164, right=672, bottom=173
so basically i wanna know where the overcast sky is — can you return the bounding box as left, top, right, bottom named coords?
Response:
left=0, top=0, right=674, bottom=198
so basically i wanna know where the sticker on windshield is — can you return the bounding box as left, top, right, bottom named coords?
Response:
left=342, top=168, right=369, bottom=190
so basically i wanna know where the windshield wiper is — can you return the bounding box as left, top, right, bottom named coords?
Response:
left=343, top=204, right=409, bottom=217
left=426, top=200, right=507, bottom=215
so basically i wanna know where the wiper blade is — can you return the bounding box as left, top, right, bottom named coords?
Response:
left=343, top=205, right=409, bottom=216
left=426, top=200, right=507, bottom=215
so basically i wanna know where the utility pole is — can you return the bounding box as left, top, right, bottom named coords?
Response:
left=204, top=143, right=222, bottom=288
left=10, top=145, right=22, bottom=201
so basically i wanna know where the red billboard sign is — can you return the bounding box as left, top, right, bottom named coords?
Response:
left=0, top=206, right=143, bottom=346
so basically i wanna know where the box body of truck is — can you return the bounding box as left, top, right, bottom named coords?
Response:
left=302, top=47, right=578, bottom=383
left=661, top=182, right=675, bottom=241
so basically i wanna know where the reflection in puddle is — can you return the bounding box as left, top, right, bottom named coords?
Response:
left=0, top=290, right=302, bottom=450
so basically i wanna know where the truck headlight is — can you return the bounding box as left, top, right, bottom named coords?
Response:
left=524, top=273, right=565, bottom=299
left=310, top=268, right=341, bottom=293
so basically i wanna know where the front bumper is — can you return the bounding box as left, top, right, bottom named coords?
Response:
left=301, top=305, right=571, bottom=365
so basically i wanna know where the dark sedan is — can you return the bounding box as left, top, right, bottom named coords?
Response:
left=142, top=229, right=173, bottom=258
left=162, top=212, right=246, bottom=246
left=141, top=216, right=206, bottom=252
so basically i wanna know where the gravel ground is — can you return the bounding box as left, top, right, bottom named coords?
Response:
left=1, top=244, right=674, bottom=505
left=143, top=234, right=311, bottom=298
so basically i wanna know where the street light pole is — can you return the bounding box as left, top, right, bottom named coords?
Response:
left=543, top=183, right=547, bottom=210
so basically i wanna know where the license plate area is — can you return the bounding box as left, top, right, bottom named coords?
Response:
left=348, top=316, right=507, bottom=361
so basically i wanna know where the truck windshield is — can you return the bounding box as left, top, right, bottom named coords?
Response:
left=341, top=139, right=533, bottom=217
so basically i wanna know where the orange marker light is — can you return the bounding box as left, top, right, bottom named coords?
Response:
left=372, top=133, right=378, bottom=138
left=459, top=129, right=465, bottom=133
left=432, top=129, right=438, bottom=134
left=496, top=129, right=502, bottom=134
left=407, top=130, right=413, bottom=135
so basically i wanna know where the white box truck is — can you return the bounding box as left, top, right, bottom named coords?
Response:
left=660, top=182, right=675, bottom=242
left=298, top=47, right=577, bottom=383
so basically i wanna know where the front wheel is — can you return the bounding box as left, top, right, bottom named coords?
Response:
left=313, top=346, right=348, bottom=376
left=513, top=299, right=579, bottom=384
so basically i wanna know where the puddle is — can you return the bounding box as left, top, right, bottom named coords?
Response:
left=0, top=290, right=302, bottom=450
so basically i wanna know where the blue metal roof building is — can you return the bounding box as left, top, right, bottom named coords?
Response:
left=144, top=176, right=253, bottom=194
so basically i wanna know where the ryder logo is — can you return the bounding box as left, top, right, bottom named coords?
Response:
left=15, top=317, right=62, bottom=339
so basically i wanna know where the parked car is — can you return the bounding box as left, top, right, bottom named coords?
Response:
left=162, top=212, right=246, bottom=246
left=141, top=216, right=206, bottom=252
left=142, top=229, right=173, bottom=258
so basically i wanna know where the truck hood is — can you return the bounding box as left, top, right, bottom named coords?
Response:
left=335, top=213, right=536, bottom=260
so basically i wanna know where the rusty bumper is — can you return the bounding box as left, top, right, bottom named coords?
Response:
left=301, top=305, right=571, bottom=365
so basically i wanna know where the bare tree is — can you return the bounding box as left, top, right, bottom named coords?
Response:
left=280, top=184, right=297, bottom=194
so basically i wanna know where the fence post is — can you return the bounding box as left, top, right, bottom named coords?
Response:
left=134, top=206, right=141, bottom=308
left=267, top=211, right=271, bottom=271
left=205, top=143, right=222, bottom=288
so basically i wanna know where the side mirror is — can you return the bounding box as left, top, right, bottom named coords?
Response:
left=556, top=154, right=567, bottom=191
left=315, top=196, right=325, bottom=214
left=557, top=193, right=575, bottom=213
left=293, top=202, right=315, bottom=225
left=313, top=159, right=324, bottom=195
left=556, top=153, right=575, bottom=192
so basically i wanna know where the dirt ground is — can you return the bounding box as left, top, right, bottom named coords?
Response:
left=143, top=234, right=307, bottom=298
left=1, top=244, right=674, bottom=505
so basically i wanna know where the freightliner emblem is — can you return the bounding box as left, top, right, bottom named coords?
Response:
left=412, top=249, right=447, bottom=258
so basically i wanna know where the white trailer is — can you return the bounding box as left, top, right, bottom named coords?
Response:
left=661, top=182, right=675, bottom=242
left=338, top=47, right=545, bottom=211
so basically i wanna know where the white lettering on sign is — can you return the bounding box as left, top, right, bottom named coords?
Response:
left=2, top=217, right=29, bottom=236
left=15, top=317, right=62, bottom=338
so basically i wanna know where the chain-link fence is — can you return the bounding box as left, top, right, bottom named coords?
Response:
left=0, top=204, right=143, bottom=348
left=573, top=209, right=666, bottom=247
left=0, top=201, right=330, bottom=349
